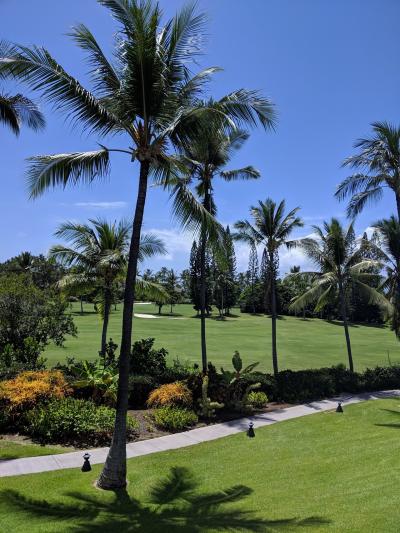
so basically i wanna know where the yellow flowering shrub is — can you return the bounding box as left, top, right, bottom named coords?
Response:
left=147, top=381, right=192, bottom=408
left=0, top=370, right=71, bottom=414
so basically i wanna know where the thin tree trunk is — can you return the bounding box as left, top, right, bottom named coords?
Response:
left=339, top=279, right=354, bottom=372
left=100, top=288, right=112, bottom=356
left=199, top=230, right=207, bottom=372
left=271, top=275, right=278, bottom=376
left=80, top=297, right=83, bottom=315
left=97, top=160, right=149, bottom=490
left=396, top=192, right=400, bottom=222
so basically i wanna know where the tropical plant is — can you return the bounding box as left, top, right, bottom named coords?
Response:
left=0, top=0, right=275, bottom=489
left=147, top=382, right=192, bottom=408
left=50, top=218, right=166, bottom=355
left=73, top=360, right=119, bottom=405
left=290, top=218, right=391, bottom=371
left=366, top=216, right=400, bottom=338
left=0, top=91, right=45, bottom=134
left=221, top=351, right=260, bottom=384
left=234, top=199, right=303, bottom=375
left=178, top=125, right=268, bottom=372
left=336, top=121, right=400, bottom=218
left=247, top=391, right=268, bottom=409
left=197, top=374, right=224, bottom=419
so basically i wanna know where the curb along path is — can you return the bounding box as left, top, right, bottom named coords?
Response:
left=1, top=390, right=399, bottom=478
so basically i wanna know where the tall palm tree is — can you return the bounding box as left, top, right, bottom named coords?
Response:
left=179, top=125, right=264, bottom=372
left=50, top=218, right=166, bottom=355
left=290, top=218, right=390, bottom=371
left=0, top=91, right=45, bottom=134
left=0, top=0, right=274, bottom=489
left=336, top=121, right=400, bottom=219
left=366, top=216, right=400, bottom=339
left=234, top=199, right=303, bottom=375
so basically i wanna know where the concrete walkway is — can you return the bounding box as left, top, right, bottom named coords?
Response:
left=1, top=390, right=399, bottom=478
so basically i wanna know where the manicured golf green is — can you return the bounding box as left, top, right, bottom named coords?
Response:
left=0, top=399, right=399, bottom=532
left=44, top=303, right=400, bottom=372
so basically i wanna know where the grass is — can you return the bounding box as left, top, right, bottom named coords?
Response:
left=0, top=439, right=69, bottom=460
left=44, top=302, right=400, bottom=372
left=1, top=399, right=400, bottom=531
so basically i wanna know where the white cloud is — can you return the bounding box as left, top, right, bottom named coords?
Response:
left=144, top=228, right=193, bottom=261
left=74, top=201, right=128, bottom=209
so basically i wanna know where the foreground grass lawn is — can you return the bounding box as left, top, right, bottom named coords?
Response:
left=1, top=399, right=400, bottom=532
left=44, top=303, right=400, bottom=372
left=0, top=440, right=68, bottom=460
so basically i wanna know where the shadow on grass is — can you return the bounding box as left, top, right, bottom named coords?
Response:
left=375, top=407, right=400, bottom=429
left=0, top=467, right=329, bottom=532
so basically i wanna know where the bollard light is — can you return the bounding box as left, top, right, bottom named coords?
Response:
left=247, top=422, right=255, bottom=438
left=336, top=402, right=343, bottom=413
left=82, top=452, right=92, bottom=472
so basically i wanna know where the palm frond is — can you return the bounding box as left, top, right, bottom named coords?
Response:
left=219, top=166, right=260, bottom=181
left=27, top=149, right=110, bottom=198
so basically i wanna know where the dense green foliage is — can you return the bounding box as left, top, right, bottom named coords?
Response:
left=152, top=406, right=198, bottom=431
left=23, top=398, right=139, bottom=446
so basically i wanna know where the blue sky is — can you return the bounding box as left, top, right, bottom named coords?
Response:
left=1, top=0, right=399, bottom=273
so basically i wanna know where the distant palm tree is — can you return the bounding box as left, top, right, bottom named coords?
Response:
left=50, top=218, right=166, bottom=356
left=0, top=0, right=274, bottom=489
left=290, top=218, right=390, bottom=371
left=336, top=121, right=400, bottom=219
left=234, top=199, right=303, bottom=375
left=0, top=91, right=45, bottom=134
left=179, top=125, right=265, bottom=372
left=367, top=216, right=400, bottom=339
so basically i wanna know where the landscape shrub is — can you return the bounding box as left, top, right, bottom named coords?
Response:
left=130, top=338, right=167, bottom=377
left=147, top=382, right=193, bottom=408
left=128, top=374, right=157, bottom=408
left=152, top=406, right=198, bottom=431
left=23, top=397, right=139, bottom=446
left=248, top=391, right=268, bottom=408
left=0, top=370, right=70, bottom=416
left=275, top=368, right=336, bottom=403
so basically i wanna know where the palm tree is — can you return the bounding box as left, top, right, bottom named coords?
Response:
left=336, top=121, right=400, bottom=219
left=0, top=91, right=45, bottom=134
left=179, top=125, right=264, bottom=372
left=290, top=218, right=390, bottom=371
left=50, top=218, right=166, bottom=356
left=366, top=216, right=400, bottom=339
left=0, top=0, right=274, bottom=489
left=234, top=199, right=303, bottom=375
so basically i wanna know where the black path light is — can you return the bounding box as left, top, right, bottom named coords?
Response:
left=336, top=402, right=343, bottom=413
left=247, top=421, right=255, bottom=438
left=82, top=452, right=92, bottom=472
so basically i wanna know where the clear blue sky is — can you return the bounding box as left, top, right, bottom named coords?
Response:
left=1, top=0, right=399, bottom=273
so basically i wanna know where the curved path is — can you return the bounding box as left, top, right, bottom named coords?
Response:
left=1, top=390, right=399, bottom=478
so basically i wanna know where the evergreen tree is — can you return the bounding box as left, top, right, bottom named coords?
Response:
left=247, top=244, right=259, bottom=313
left=189, top=241, right=201, bottom=314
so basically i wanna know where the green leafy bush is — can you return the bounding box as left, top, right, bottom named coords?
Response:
left=128, top=374, right=157, bottom=408
left=248, top=391, right=268, bottom=408
left=152, top=406, right=198, bottom=431
left=23, top=398, right=139, bottom=446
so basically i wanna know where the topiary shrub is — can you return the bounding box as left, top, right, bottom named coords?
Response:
left=248, top=391, right=268, bottom=409
left=0, top=370, right=71, bottom=418
left=23, top=398, right=139, bottom=446
left=152, top=406, right=198, bottom=431
left=147, top=382, right=193, bottom=408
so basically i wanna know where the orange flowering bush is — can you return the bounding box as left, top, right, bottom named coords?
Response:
left=147, top=382, right=192, bottom=408
left=0, top=370, right=71, bottom=415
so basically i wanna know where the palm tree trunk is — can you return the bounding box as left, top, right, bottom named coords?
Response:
left=339, top=279, right=354, bottom=372
left=100, top=288, right=112, bottom=356
left=80, top=297, right=83, bottom=315
left=97, top=160, right=149, bottom=490
left=199, top=230, right=207, bottom=372
left=271, top=274, right=278, bottom=376
left=396, top=193, right=400, bottom=222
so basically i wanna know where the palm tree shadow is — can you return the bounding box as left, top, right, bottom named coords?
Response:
left=375, top=408, right=400, bottom=429
left=0, top=466, right=329, bottom=532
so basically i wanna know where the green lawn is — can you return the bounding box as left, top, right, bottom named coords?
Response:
left=1, top=399, right=400, bottom=532
left=0, top=439, right=69, bottom=460
left=44, top=302, right=400, bottom=372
